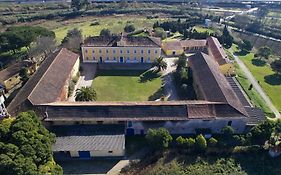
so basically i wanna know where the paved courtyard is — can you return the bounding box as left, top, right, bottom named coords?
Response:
left=162, top=57, right=179, bottom=101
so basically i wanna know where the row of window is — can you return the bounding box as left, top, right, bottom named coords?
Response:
left=85, top=56, right=154, bottom=62
left=84, top=49, right=158, bottom=54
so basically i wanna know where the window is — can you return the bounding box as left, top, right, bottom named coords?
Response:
left=134, top=57, right=137, bottom=61
left=85, top=49, right=88, bottom=53
left=155, top=50, right=158, bottom=54
left=107, top=57, right=109, bottom=60
left=134, top=50, right=137, bottom=53
left=92, top=50, right=95, bottom=53
left=93, top=57, right=95, bottom=60
left=113, top=57, right=116, bottom=61
left=113, top=50, right=116, bottom=54
left=86, top=57, right=89, bottom=60
left=99, top=49, right=102, bottom=53
left=127, top=50, right=130, bottom=54
left=141, top=50, right=144, bottom=54
left=106, top=49, right=109, bottom=53
left=128, top=121, right=132, bottom=127
left=108, top=151, right=113, bottom=153
left=148, top=50, right=150, bottom=54
left=120, top=50, right=123, bottom=53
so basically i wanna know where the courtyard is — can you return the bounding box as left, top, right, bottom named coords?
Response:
left=92, top=69, right=163, bottom=101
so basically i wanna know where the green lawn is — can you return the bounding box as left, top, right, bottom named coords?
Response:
left=193, top=26, right=214, bottom=34
left=230, top=45, right=281, bottom=113
left=92, top=70, right=162, bottom=101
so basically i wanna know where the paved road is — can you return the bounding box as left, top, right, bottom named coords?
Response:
left=232, top=51, right=281, bottom=118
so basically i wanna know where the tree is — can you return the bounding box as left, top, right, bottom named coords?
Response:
left=100, top=28, right=111, bottom=37
left=186, top=138, right=195, bottom=148
left=240, top=40, right=253, bottom=52
left=270, top=59, right=281, bottom=74
left=62, top=28, right=83, bottom=52
left=154, top=27, right=167, bottom=39
left=0, top=111, right=62, bottom=175
left=221, top=126, right=235, bottom=137
left=219, top=25, right=233, bottom=49
left=146, top=128, right=172, bottom=149
left=153, top=57, right=167, bottom=72
left=71, top=0, right=89, bottom=11
left=195, top=134, right=207, bottom=152
left=175, top=53, right=187, bottom=71
left=257, top=46, right=272, bottom=59
left=208, top=137, right=218, bottom=147
left=75, top=87, right=97, bottom=101
left=19, top=67, right=29, bottom=83
left=124, top=24, right=135, bottom=33
left=119, top=0, right=128, bottom=8
left=248, top=120, right=275, bottom=145
left=28, top=36, right=56, bottom=61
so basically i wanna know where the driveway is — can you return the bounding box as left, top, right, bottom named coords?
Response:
left=162, top=57, right=179, bottom=101
left=68, top=63, right=97, bottom=102
left=232, top=52, right=281, bottom=118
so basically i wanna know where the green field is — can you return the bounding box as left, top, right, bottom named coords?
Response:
left=92, top=70, right=162, bottom=101
left=193, top=26, right=215, bottom=34
left=39, top=16, right=164, bottom=42
left=230, top=45, right=281, bottom=113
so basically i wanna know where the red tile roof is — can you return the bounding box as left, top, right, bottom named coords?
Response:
left=206, top=37, right=228, bottom=65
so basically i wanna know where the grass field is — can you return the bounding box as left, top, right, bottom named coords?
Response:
left=193, top=26, right=215, bottom=34
left=92, top=70, right=162, bottom=101
left=230, top=45, right=281, bottom=113
left=37, top=16, right=164, bottom=42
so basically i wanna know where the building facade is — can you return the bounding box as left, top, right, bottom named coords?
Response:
left=81, top=35, right=162, bottom=63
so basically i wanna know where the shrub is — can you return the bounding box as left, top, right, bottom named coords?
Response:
left=186, top=138, right=195, bottom=148
left=146, top=128, right=173, bottom=150
left=176, top=136, right=185, bottom=146
left=208, top=137, right=218, bottom=147
left=124, top=24, right=135, bottom=33
left=195, top=134, right=207, bottom=152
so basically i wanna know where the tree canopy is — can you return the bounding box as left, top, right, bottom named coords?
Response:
left=124, top=24, right=135, bottom=33
left=0, top=26, right=55, bottom=53
left=270, top=59, right=281, bottom=74
left=257, top=46, right=272, bottom=59
left=0, top=111, right=62, bottom=175
left=100, top=28, right=111, bottom=37
left=146, top=128, right=172, bottom=149
left=75, top=86, right=97, bottom=101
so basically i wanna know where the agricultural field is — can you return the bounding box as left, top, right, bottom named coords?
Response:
left=92, top=70, right=162, bottom=101
left=30, top=15, right=165, bottom=42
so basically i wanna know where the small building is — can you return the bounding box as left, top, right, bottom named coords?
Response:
left=81, top=35, right=161, bottom=63
left=162, top=40, right=184, bottom=56
left=0, top=61, right=34, bottom=92
left=50, top=125, right=125, bottom=159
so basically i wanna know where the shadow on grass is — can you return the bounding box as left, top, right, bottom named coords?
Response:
left=234, top=50, right=249, bottom=56
left=252, top=59, right=266, bottom=67
left=139, top=69, right=161, bottom=83
left=148, top=87, right=164, bottom=101
left=264, top=73, right=281, bottom=85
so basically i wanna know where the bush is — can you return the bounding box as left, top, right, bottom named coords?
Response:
left=124, top=24, right=135, bottom=33
left=208, top=137, right=218, bottom=147
left=195, top=134, right=207, bottom=152
left=146, top=128, right=173, bottom=150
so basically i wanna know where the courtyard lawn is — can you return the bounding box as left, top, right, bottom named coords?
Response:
left=92, top=70, right=162, bottom=101
left=230, top=45, right=281, bottom=113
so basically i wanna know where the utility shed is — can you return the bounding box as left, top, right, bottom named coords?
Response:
left=50, top=124, right=125, bottom=159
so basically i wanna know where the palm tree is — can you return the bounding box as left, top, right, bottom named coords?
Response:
left=75, top=86, right=97, bottom=101
left=154, top=56, right=167, bottom=72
